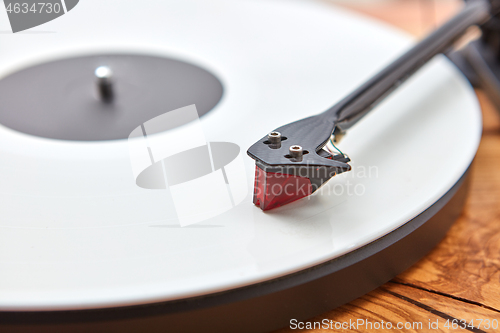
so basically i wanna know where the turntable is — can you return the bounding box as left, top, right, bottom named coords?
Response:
left=0, top=0, right=493, bottom=332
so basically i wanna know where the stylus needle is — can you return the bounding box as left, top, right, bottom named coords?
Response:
left=247, top=0, right=492, bottom=211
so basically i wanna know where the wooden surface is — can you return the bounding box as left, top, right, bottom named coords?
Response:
left=277, top=1, right=500, bottom=332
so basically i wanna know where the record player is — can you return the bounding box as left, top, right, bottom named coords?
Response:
left=0, top=0, right=498, bottom=332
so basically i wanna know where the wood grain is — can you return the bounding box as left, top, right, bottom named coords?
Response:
left=275, top=1, right=500, bottom=332
left=276, top=283, right=500, bottom=333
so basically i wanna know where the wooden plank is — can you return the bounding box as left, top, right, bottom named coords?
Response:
left=276, top=283, right=500, bottom=332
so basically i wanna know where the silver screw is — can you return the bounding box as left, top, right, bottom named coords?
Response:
left=267, top=131, right=282, bottom=149
left=289, top=145, right=303, bottom=160
left=95, top=66, right=114, bottom=102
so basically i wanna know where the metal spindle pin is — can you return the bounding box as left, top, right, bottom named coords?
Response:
left=289, top=145, right=303, bottom=161
left=267, top=131, right=282, bottom=148
left=95, top=66, right=114, bottom=102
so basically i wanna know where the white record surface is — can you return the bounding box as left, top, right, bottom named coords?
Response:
left=0, top=0, right=481, bottom=310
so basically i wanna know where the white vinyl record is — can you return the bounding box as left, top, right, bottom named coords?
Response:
left=0, top=0, right=480, bottom=315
